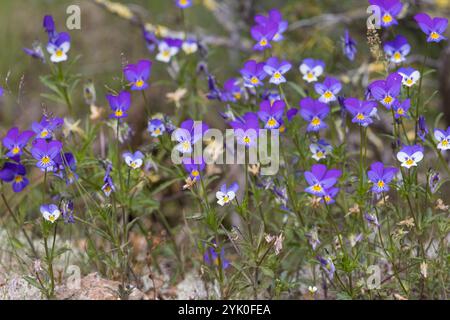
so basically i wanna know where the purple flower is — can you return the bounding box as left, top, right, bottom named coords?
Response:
left=183, top=157, right=205, bottom=181
left=368, top=72, right=402, bottom=109
left=123, top=151, right=144, bottom=169
left=229, top=112, right=260, bottom=147
left=221, top=78, right=242, bottom=102
left=206, top=75, right=222, bottom=101
left=344, top=98, right=378, bottom=126
left=156, top=39, right=181, bottom=63
left=263, top=57, right=292, bottom=85
left=54, top=152, right=78, bottom=185
left=0, top=162, right=29, bottom=192
left=384, top=35, right=410, bottom=64
left=123, top=60, right=152, bottom=90
left=322, top=187, right=339, bottom=204
left=299, top=98, right=330, bottom=132
left=418, top=116, right=429, bottom=141
left=364, top=212, right=380, bottom=228
left=204, top=245, right=230, bottom=270
left=2, top=127, right=34, bottom=158
left=43, top=15, right=56, bottom=38
left=47, top=32, right=71, bottom=63
left=257, top=100, right=285, bottom=130
left=317, top=256, right=335, bottom=279
left=240, top=60, right=267, bottom=88
left=343, top=30, right=357, bottom=61
left=367, top=162, right=398, bottom=193
left=434, top=127, right=450, bottom=151
left=304, top=164, right=341, bottom=196
left=106, top=91, right=131, bottom=119
left=32, top=116, right=64, bottom=140
left=314, top=77, right=342, bottom=104
left=306, top=229, right=320, bottom=250
left=30, top=138, right=63, bottom=171
left=23, top=43, right=45, bottom=62
left=142, top=28, right=158, bottom=52
left=251, top=22, right=278, bottom=51
left=397, top=67, right=420, bottom=87
left=102, top=163, right=115, bottom=197
left=61, top=199, right=75, bottom=224
left=182, top=38, right=198, bottom=54
left=397, top=145, right=424, bottom=169
left=392, top=99, right=411, bottom=119
left=299, top=59, right=325, bottom=83
left=173, top=119, right=209, bottom=153
left=148, top=118, right=166, bottom=137
left=175, top=0, right=192, bottom=9
left=216, top=182, right=239, bottom=206
left=254, top=9, right=288, bottom=42
left=40, top=204, right=61, bottom=223
left=414, top=13, right=448, bottom=43
left=369, top=0, right=403, bottom=28
left=309, top=139, right=333, bottom=161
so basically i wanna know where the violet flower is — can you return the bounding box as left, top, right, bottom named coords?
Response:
left=0, top=162, right=29, bottom=192
left=369, top=0, right=404, bottom=28
left=229, top=112, right=260, bottom=147
left=383, top=35, right=410, bottom=64
left=263, top=57, right=292, bottom=85
left=299, top=59, right=325, bottom=83
left=344, top=98, right=378, bottom=127
left=123, top=60, right=152, bottom=90
left=106, top=91, right=131, bottom=119
left=414, top=13, right=448, bottom=43
left=314, top=77, right=342, bottom=104
left=240, top=60, right=267, bottom=88
left=304, top=164, right=341, bottom=197
left=2, top=127, right=34, bottom=158
left=367, top=161, right=398, bottom=193
left=257, top=99, right=285, bottom=130
left=299, top=97, right=330, bottom=132
left=368, top=72, right=402, bottom=109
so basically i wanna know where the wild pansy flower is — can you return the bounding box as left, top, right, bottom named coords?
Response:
left=229, top=112, right=260, bottom=147
left=102, top=163, right=115, bottom=197
left=414, top=13, right=448, bottom=43
left=251, top=22, right=277, bottom=51
left=317, top=256, right=335, bottom=279
left=106, top=91, right=131, bottom=119
left=182, top=38, right=198, bottom=54
left=175, top=0, right=192, bottom=9
left=221, top=78, right=242, bottom=102
left=54, top=152, right=78, bottom=185
left=174, top=119, right=209, bottom=154
left=309, top=139, right=333, bottom=161
left=31, top=138, right=62, bottom=171
left=32, top=116, right=64, bottom=140
left=0, top=162, right=29, bottom=193
left=383, top=35, right=410, bottom=64
left=216, top=182, right=239, bottom=206
left=206, top=74, right=222, bottom=101
left=368, top=72, right=402, bottom=109
left=418, top=116, right=429, bottom=141
left=204, top=245, right=230, bottom=270
left=263, top=57, right=291, bottom=85
left=299, top=98, right=330, bottom=132
left=314, top=77, right=342, bottom=104
left=397, top=67, right=420, bottom=87
left=61, top=199, right=75, bottom=224
left=47, top=32, right=71, bottom=63
left=43, top=15, right=56, bottom=39
left=368, top=0, right=403, bottom=28
left=342, top=30, right=357, bottom=61
left=322, top=187, right=339, bottom=204
left=142, top=28, right=158, bottom=52
left=367, top=162, right=398, bottom=193
left=2, top=127, right=34, bottom=158
left=123, top=151, right=144, bottom=169
left=240, top=60, right=267, bottom=88
left=392, top=99, right=411, bottom=119
left=344, top=98, right=378, bottom=127
left=299, top=58, right=325, bottom=83
left=23, top=42, right=45, bottom=62
left=304, top=164, right=341, bottom=197
left=123, top=60, right=152, bottom=90
left=434, top=127, right=450, bottom=151
left=397, top=145, right=424, bottom=169
left=428, top=170, right=440, bottom=194
left=306, top=228, right=320, bottom=250
left=148, top=118, right=166, bottom=137
left=254, top=9, right=288, bottom=42
left=40, top=204, right=61, bottom=223
left=183, top=157, right=205, bottom=181
left=156, top=38, right=181, bottom=63
left=257, top=99, right=285, bottom=130
left=364, top=212, right=379, bottom=228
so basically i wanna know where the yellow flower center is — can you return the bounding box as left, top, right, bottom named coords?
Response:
left=234, top=92, right=241, bottom=100
left=383, top=95, right=393, bottom=104
left=405, top=159, right=414, bottom=166
left=273, top=72, right=282, bottom=79
left=259, top=38, right=268, bottom=47
left=179, top=0, right=188, bottom=5
left=397, top=108, right=404, bottom=115
left=135, top=79, right=144, bottom=88
left=243, top=136, right=251, bottom=144
left=41, top=156, right=51, bottom=165
left=430, top=32, right=440, bottom=40
left=312, top=184, right=322, bottom=192
left=307, top=72, right=314, bottom=79
left=311, top=117, right=321, bottom=126
left=56, top=49, right=64, bottom=57
left=154, top=128, right=161, bottom=135
left=324, top=195, right=331, bottom=203
left=162, top=50, right=171, bottom=58
left=41, top=130, right=49, bottom=138
left=14, top=176, right=23, bottom=183
left=223, top=195, right=229, bottom=203
left=442, top=139, right=449, bottom=147
left=323, top=91, right=333, bottom=99
left=406, top=79, right=413, bottom=85
left=382, top=14, right=392, bottom=24
left=12, top=146, right=20, bottom=154
left=316, top=151, right=324, bottom=158
left=182, top=141, right=191, bottom=151
left=356, top=113, right=365, bottom=120
left=115, top=109, right=123, bottom=117
left=250, top=76, right=259, bottom=85
left=191, top=170, right=200, bottom=177
left=104, top=185, right=111, bottom=193
left=48, top=215, right=56, bottom=222
left=393, top=52, right=402, bottom=61
left=377, top=180, right=385, bottom=188
left=267, top=117, right=277, bottom=127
